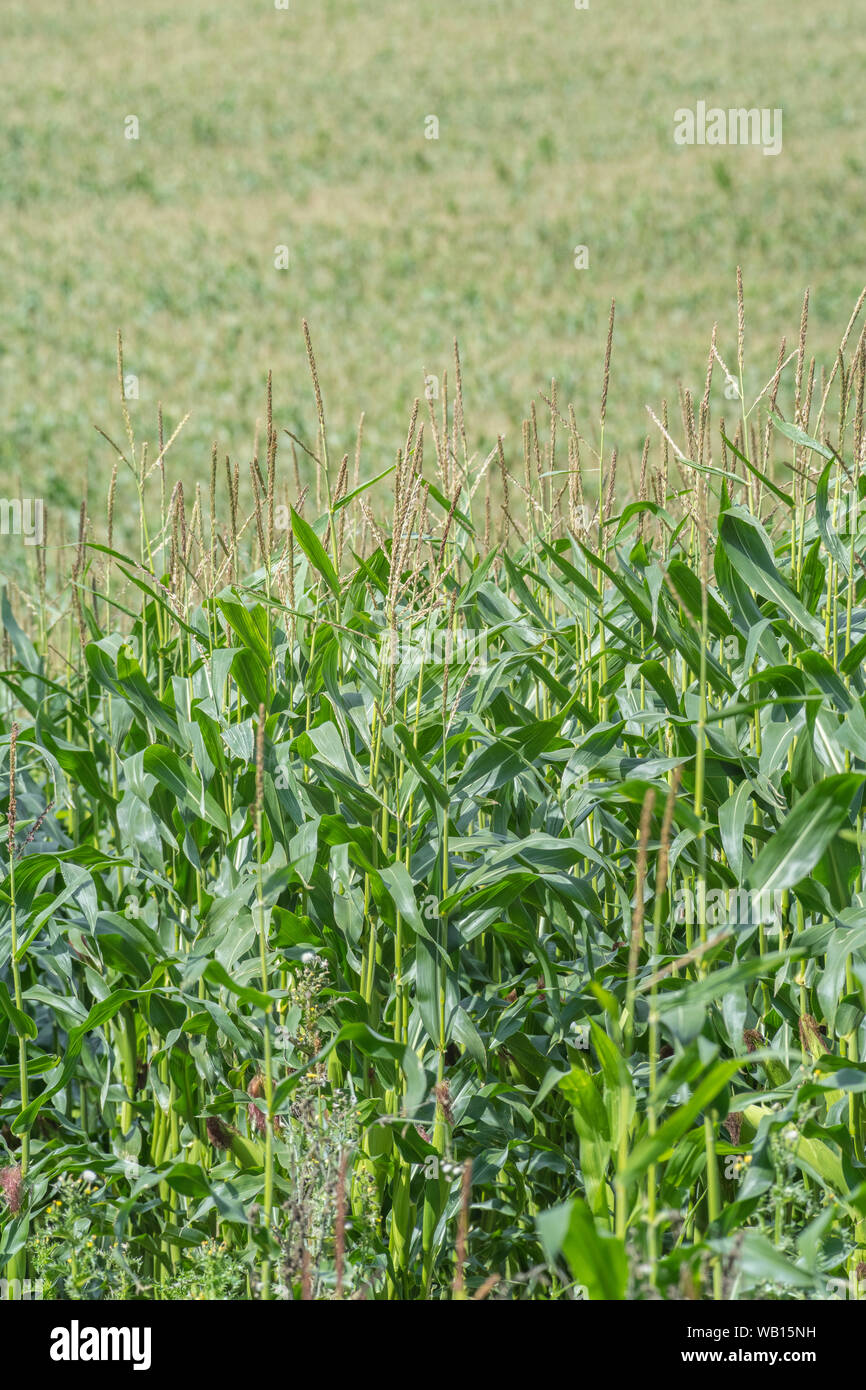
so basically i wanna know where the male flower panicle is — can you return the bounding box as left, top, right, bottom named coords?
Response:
left=7, top=721, right=18, bottom=855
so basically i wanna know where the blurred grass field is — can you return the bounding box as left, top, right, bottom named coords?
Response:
left=2, top=0, right=866, bottom=535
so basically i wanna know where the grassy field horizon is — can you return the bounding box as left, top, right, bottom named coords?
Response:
left=3, top=0, right=866, bottom=535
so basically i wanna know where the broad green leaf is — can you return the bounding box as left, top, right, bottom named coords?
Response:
left=748, top=774, right=864, bottom=895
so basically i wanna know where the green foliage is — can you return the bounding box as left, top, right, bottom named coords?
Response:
left=2, top=289, right=866, bottom=1301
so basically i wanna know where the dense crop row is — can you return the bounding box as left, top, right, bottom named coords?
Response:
left=2, top=295, right=866, bottom=1299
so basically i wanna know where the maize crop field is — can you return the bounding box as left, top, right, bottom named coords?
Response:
left=3, top=288, right=866, bottom=1301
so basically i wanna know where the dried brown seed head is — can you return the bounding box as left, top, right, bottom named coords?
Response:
left=0, top=1163, right=22, bottom=1214
left=434, top=1080, right=454, bottom=1128
left=206, top=1117, right=232, bottom=1151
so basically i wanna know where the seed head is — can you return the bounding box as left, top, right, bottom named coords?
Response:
left=248, top=1072, right=268, bottom=1134
left=7, top=721, right=18, bottom=857
left=434, top=1080, right=454, bottom=1128
left=724, top=1112, right=743, bottom=1146
left=255, top=704, right=265, bottom=818
left=0, top=1164, right=22, bottom=1214
left=206, top=1117, right=232, bottom=1151
left=743, top=1028, right=763, bottom=1054
left=799, top=1013, right=830, bottom=1061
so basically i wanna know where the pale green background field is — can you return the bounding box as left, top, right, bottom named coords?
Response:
left=1, top=0, right=865, bottom=529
